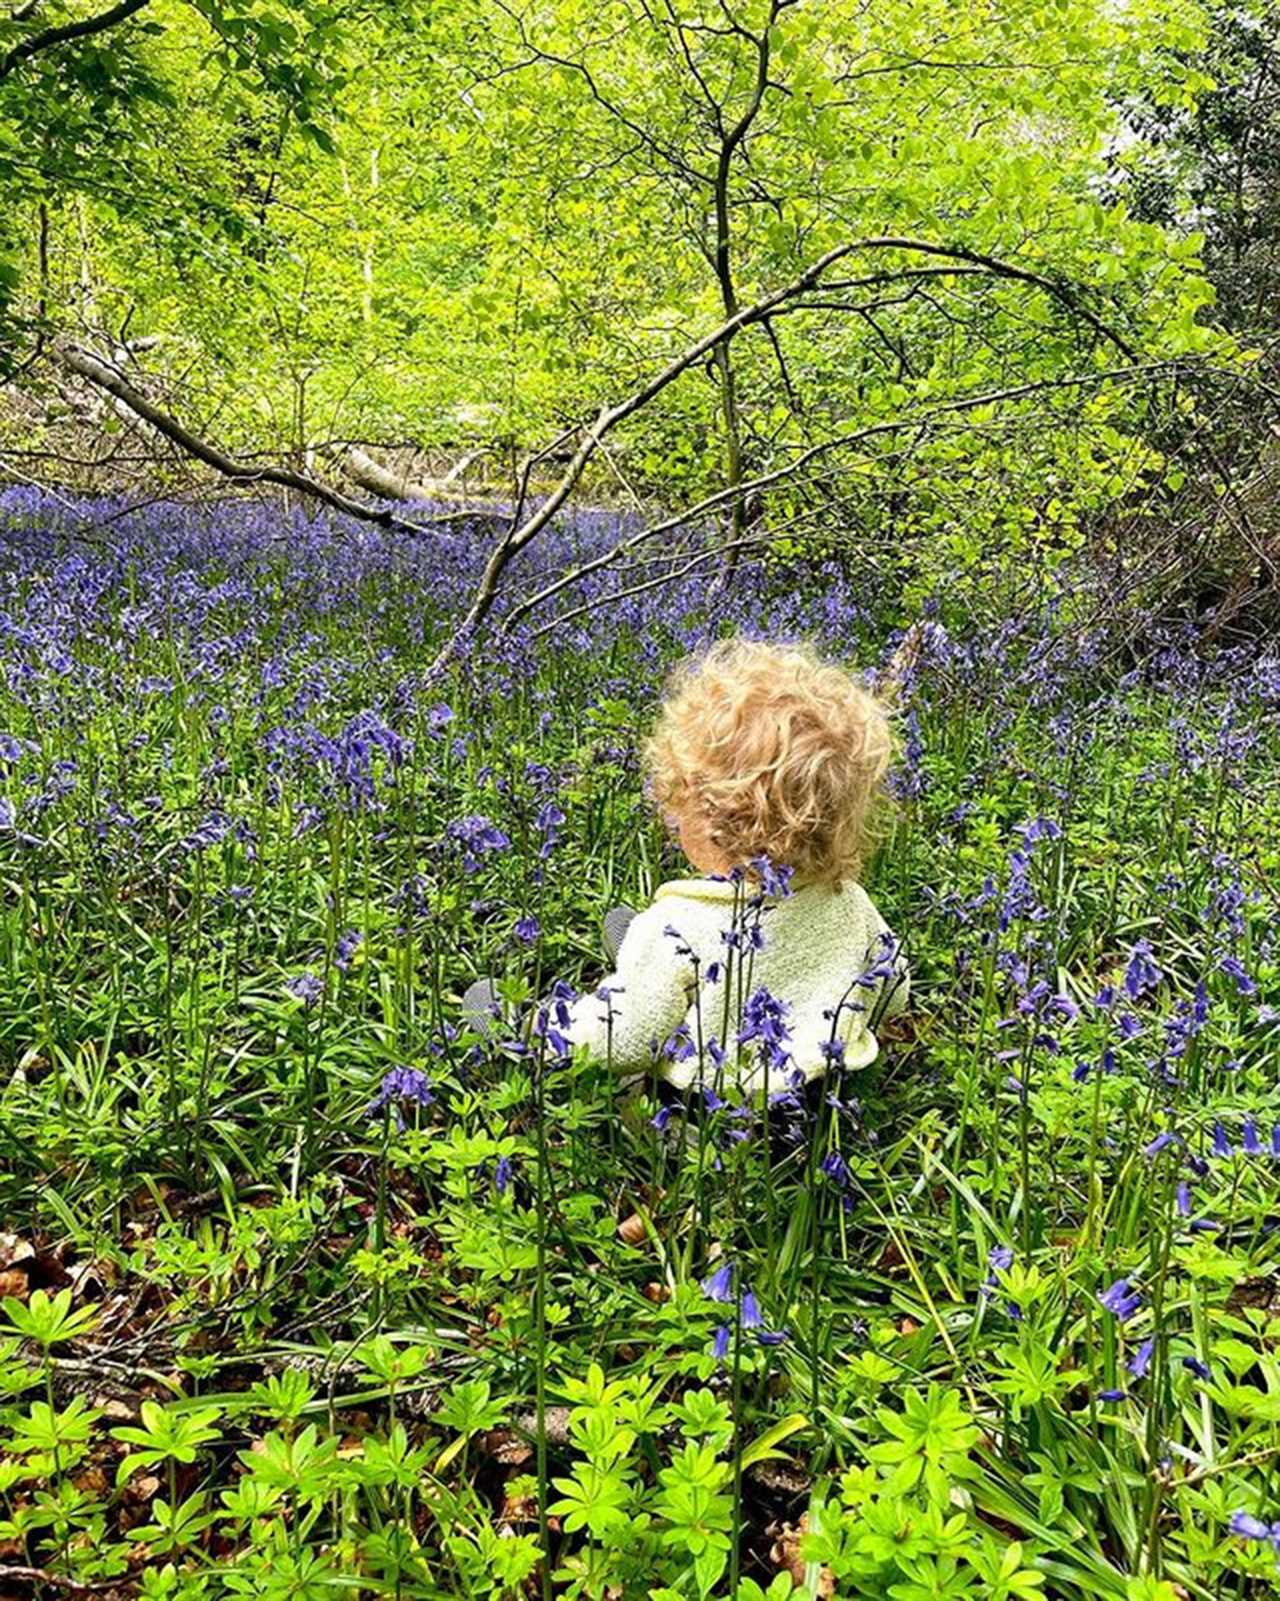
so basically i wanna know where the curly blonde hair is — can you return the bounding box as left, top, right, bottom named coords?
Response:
left=644, top=637, right=894, bottom=887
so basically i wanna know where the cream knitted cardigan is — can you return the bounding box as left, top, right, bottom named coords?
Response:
left=563, top=877, right=907, bottom=1095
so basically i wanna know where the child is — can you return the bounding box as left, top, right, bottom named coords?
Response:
left=465, top=637, right=907, bottom=1097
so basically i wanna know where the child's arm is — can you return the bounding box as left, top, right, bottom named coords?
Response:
left=563, top=904, right=695, bottom=1071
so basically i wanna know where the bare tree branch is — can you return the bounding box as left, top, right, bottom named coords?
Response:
left=55, top=345, right=484, bottom=533
left=500, top=361, right=1188, bottom=633
left=0, top=0, right=148, bottom=83
left=430, top=233, right=1146, bottom=670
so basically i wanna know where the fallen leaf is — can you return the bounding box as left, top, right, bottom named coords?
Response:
left=641, top=1281, right=669, bottom=1303
left=616, top=1212, right=646, bottom=1245
left=483, top=1429, right=532, bottom=1466
left=0, top=1235, right=33, bottom=1271
left=769, top=1515, right=834, bottom=1597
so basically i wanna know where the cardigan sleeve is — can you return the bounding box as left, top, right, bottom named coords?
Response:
left=563, top=903, right=697, bottom=1070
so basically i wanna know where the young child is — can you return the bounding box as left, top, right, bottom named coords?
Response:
left=467, top=637, right=907, bottom=1097
left=561, top=637, right=907, bottom=1096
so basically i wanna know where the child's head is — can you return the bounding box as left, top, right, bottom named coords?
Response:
left=644, top=638, right=893, bottom=886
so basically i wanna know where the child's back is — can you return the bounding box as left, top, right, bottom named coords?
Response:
left=566, top=872, right=906, bottom=1094
left=562, top=636, right=907, bottom=1095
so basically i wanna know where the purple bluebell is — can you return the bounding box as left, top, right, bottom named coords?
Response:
left=1176, top=1182, right=1191, bottom=1217
left=701, top=1262, right=733, bottom=1303
left=1124, top=940, right=1161, bottom=1001
left=514, top=915, right=540, bottom=944
left=367, top=1065, right=433, bottom=1120
left=750, top=855, right=794, bottom=899
left=1182, top=1356, right=1211, bottom=1381
left=287, top=972, right=324, bottom=1007
left=755, top=1329, right=789, bottom=1347
left=494, top=1155, right=513, bottom=1195
left=1219, top=955, right=1257, bottom=996
left=535, top=800, right=565, bottom=859
left=737, top=987, right=793, bottom=1077
left=1098, top=1278, right=1142, bottom=1321
left=1229, top=1511, right=1273, bottom=1541
left=820, top=1150, right=849, bottom=1188
left=1143, top=1132, right=1177, bottom=1158
left=1243, top=1119, right=1263, bottom=1156
left=711, top=1325, right=731, bottom=1362
left=741, top=1291, right=763, bottom=1329
left=1098, top=1388, right=1128, bottom=1402
left=1128, top=1337, right=1155, bottom=1379
left=1213, top=1122, right=1233, bottom=1159
left=446, top=813, right=510, bottom=873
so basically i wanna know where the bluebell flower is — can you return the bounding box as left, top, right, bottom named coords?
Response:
left=535, top=800, right=565, bottom=858
left=702, top=1263, right=734, bottom=1303
left=820, top=1151, right=849, bottom=1188
left=1098, top=1278, right=1142, bottom=1321
left=989, top=1245, right=1015, bottom=1272
left=287, top=971, right=324, bottom=1007
left=737, top=987, right=793, bottom=1078
left=1124, top=940, right=1161, bottom=1001
left=1182, top=1355, right=1211, bottom=1381
left=446, top=813, right=510, bottom=873
left=1243, top=1119, right=1263, bottom=1156
left=1128, top=1337, right=1155, bottom=1379
left=741, top=1291, right=762, bottom=1330
left=1213, top=1122, right=1233, bottom=1159
left=651, top=1104, right=675, bottom=1132
left=1020, top=816, right=1062, bottom=844
left=367, top=1065, right=433, bottom=1121
left=1219, top=955, right=1257, bottom=996
left=1189, top=1218, right=1220, bottom=1233
left=1144, top=1132, right=1178, bottom=1158
left=335, top=929, right=362, bottom=972
left=1229, top=1511, right=1274, bottom=1541
left=821, top=1037, right=846, bottom=1068
left=1272, top=1124, right=1280, bottom=1158
left=711, top=1325, right=731, bottom=1363
left=756, top=1329, right=789, bottom=1347
left=514, top=914, right=540, bottom=944
left=750, top=855, right=794, bottom=899
left=1176, top=1182, right=1191, bottom=1217
left=1098, top=1388, right=1128, bottom=1402
left=494, top=1155, right=513, bottom=1195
